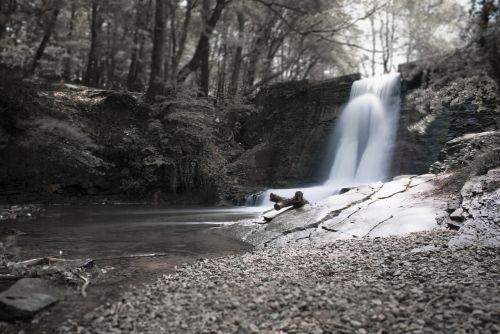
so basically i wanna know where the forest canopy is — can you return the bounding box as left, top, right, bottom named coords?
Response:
left=0, top=0, right=496, bottom=99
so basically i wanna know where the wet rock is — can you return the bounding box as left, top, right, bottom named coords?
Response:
left=0, top=278, right=62, bottom=320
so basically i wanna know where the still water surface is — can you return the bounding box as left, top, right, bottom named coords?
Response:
left=7, top=205, right=260, bottom=260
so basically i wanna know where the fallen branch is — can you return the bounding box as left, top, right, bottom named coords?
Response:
left=94, top=253, right=170, bottom=261
left=77, top=274, right=89, bottom=297
left=262, top=206, right=295, bottom=222
left=17, top=257, right=66, bottom=267
left=270, top=191, right=309, bottom=210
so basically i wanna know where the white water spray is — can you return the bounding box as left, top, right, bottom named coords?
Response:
left=250, top=73, right=401, bottom=207
left=327, top=73, right=401, bottom=184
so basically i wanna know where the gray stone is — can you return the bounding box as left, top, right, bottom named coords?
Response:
left=447, top=197, right=462, bottom=213
left=450, top=208, right=465, bottom=222
left=0, top=278, right=62, bottom=320
left=449, top=168, right=500, bottom=247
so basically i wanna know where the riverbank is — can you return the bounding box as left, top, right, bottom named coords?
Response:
left=0, top=206, right=255, bottom=333
left=56, top=229, right=499, bottom=333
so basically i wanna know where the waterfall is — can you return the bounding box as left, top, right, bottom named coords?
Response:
left=250, top=73, right=401, bottom=207
left=327, top=73, right=401, bottom=184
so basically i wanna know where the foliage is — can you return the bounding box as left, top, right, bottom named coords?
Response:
left=469, top=147, right=500, bottom=176
left=357, top=0, right=467, bottom=75
left=0, top=0, right=473, bottom=96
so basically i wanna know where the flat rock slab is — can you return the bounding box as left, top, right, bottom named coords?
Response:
left=224, top=174, right=445, bottom=247
left=0, top=278, right=62, bottom=321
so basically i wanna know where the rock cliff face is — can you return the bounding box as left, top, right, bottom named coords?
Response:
left=0, top=72, right=243, bottom=204
left=392, top=51, right=500, bottom=176
left=227, top=74, right=359, bottom=192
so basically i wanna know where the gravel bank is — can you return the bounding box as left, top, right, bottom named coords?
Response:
left=59, top=230, right=499, bottom=334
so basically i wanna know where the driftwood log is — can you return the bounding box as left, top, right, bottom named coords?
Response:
left=270, top=191, right=309, bottom=211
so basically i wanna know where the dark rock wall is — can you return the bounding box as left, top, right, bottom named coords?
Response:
left=229, top=74, right=360, bottom=189
left=0, top=73, right=242, bottom=204
left=392, top=51, right=500, bottom=176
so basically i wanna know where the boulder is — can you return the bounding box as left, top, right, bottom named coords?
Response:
left=0, top=278, right=62, bottom=321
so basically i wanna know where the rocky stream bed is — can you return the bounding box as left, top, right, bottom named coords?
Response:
left=49, top=169, right=497, bottom=334
left=0, top=167, right=498, bottom=333
left=57, top=230, right=499, bottom=334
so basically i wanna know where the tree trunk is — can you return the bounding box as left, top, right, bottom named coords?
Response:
left=177, top=0, right=229, bottom=84
left=29, top=0, right=62, bottom=74
left=167, top=0, right=178, bottom=85
left=84, top=0, right=100, bottom=86
left=369, top=15, right=376, bottom=75
left=228, top=11, right=244, bottom=97
left=171, top=0, right=194, bottom=86
left=146, top=0, right=167, bottom=101
left=216, top=14, right=229, bottom=100
left=301, top=57, right=318, bottom=80
left=105, top=17, right=119, bottom=88
left=0, top=13, right=6, bottom=40
left=244, top=15, right=273, bottom=89
left=127, top=0, right=152, bottom=91
left=199, top=0, right=211, bottom=96
left=63, top=3, right=76, bottom=81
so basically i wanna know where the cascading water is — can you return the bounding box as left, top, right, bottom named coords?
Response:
left=250, top=73, right=401, bottom=207
left=327, top=73, right=401, bottom=184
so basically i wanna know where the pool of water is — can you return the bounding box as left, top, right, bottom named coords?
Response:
left=0, top=205, right=261, bottom=332
left=2, top=205, right=260, bottom=260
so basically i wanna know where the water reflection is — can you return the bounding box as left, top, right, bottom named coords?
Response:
left=3, top=205, right=258, bottom=260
